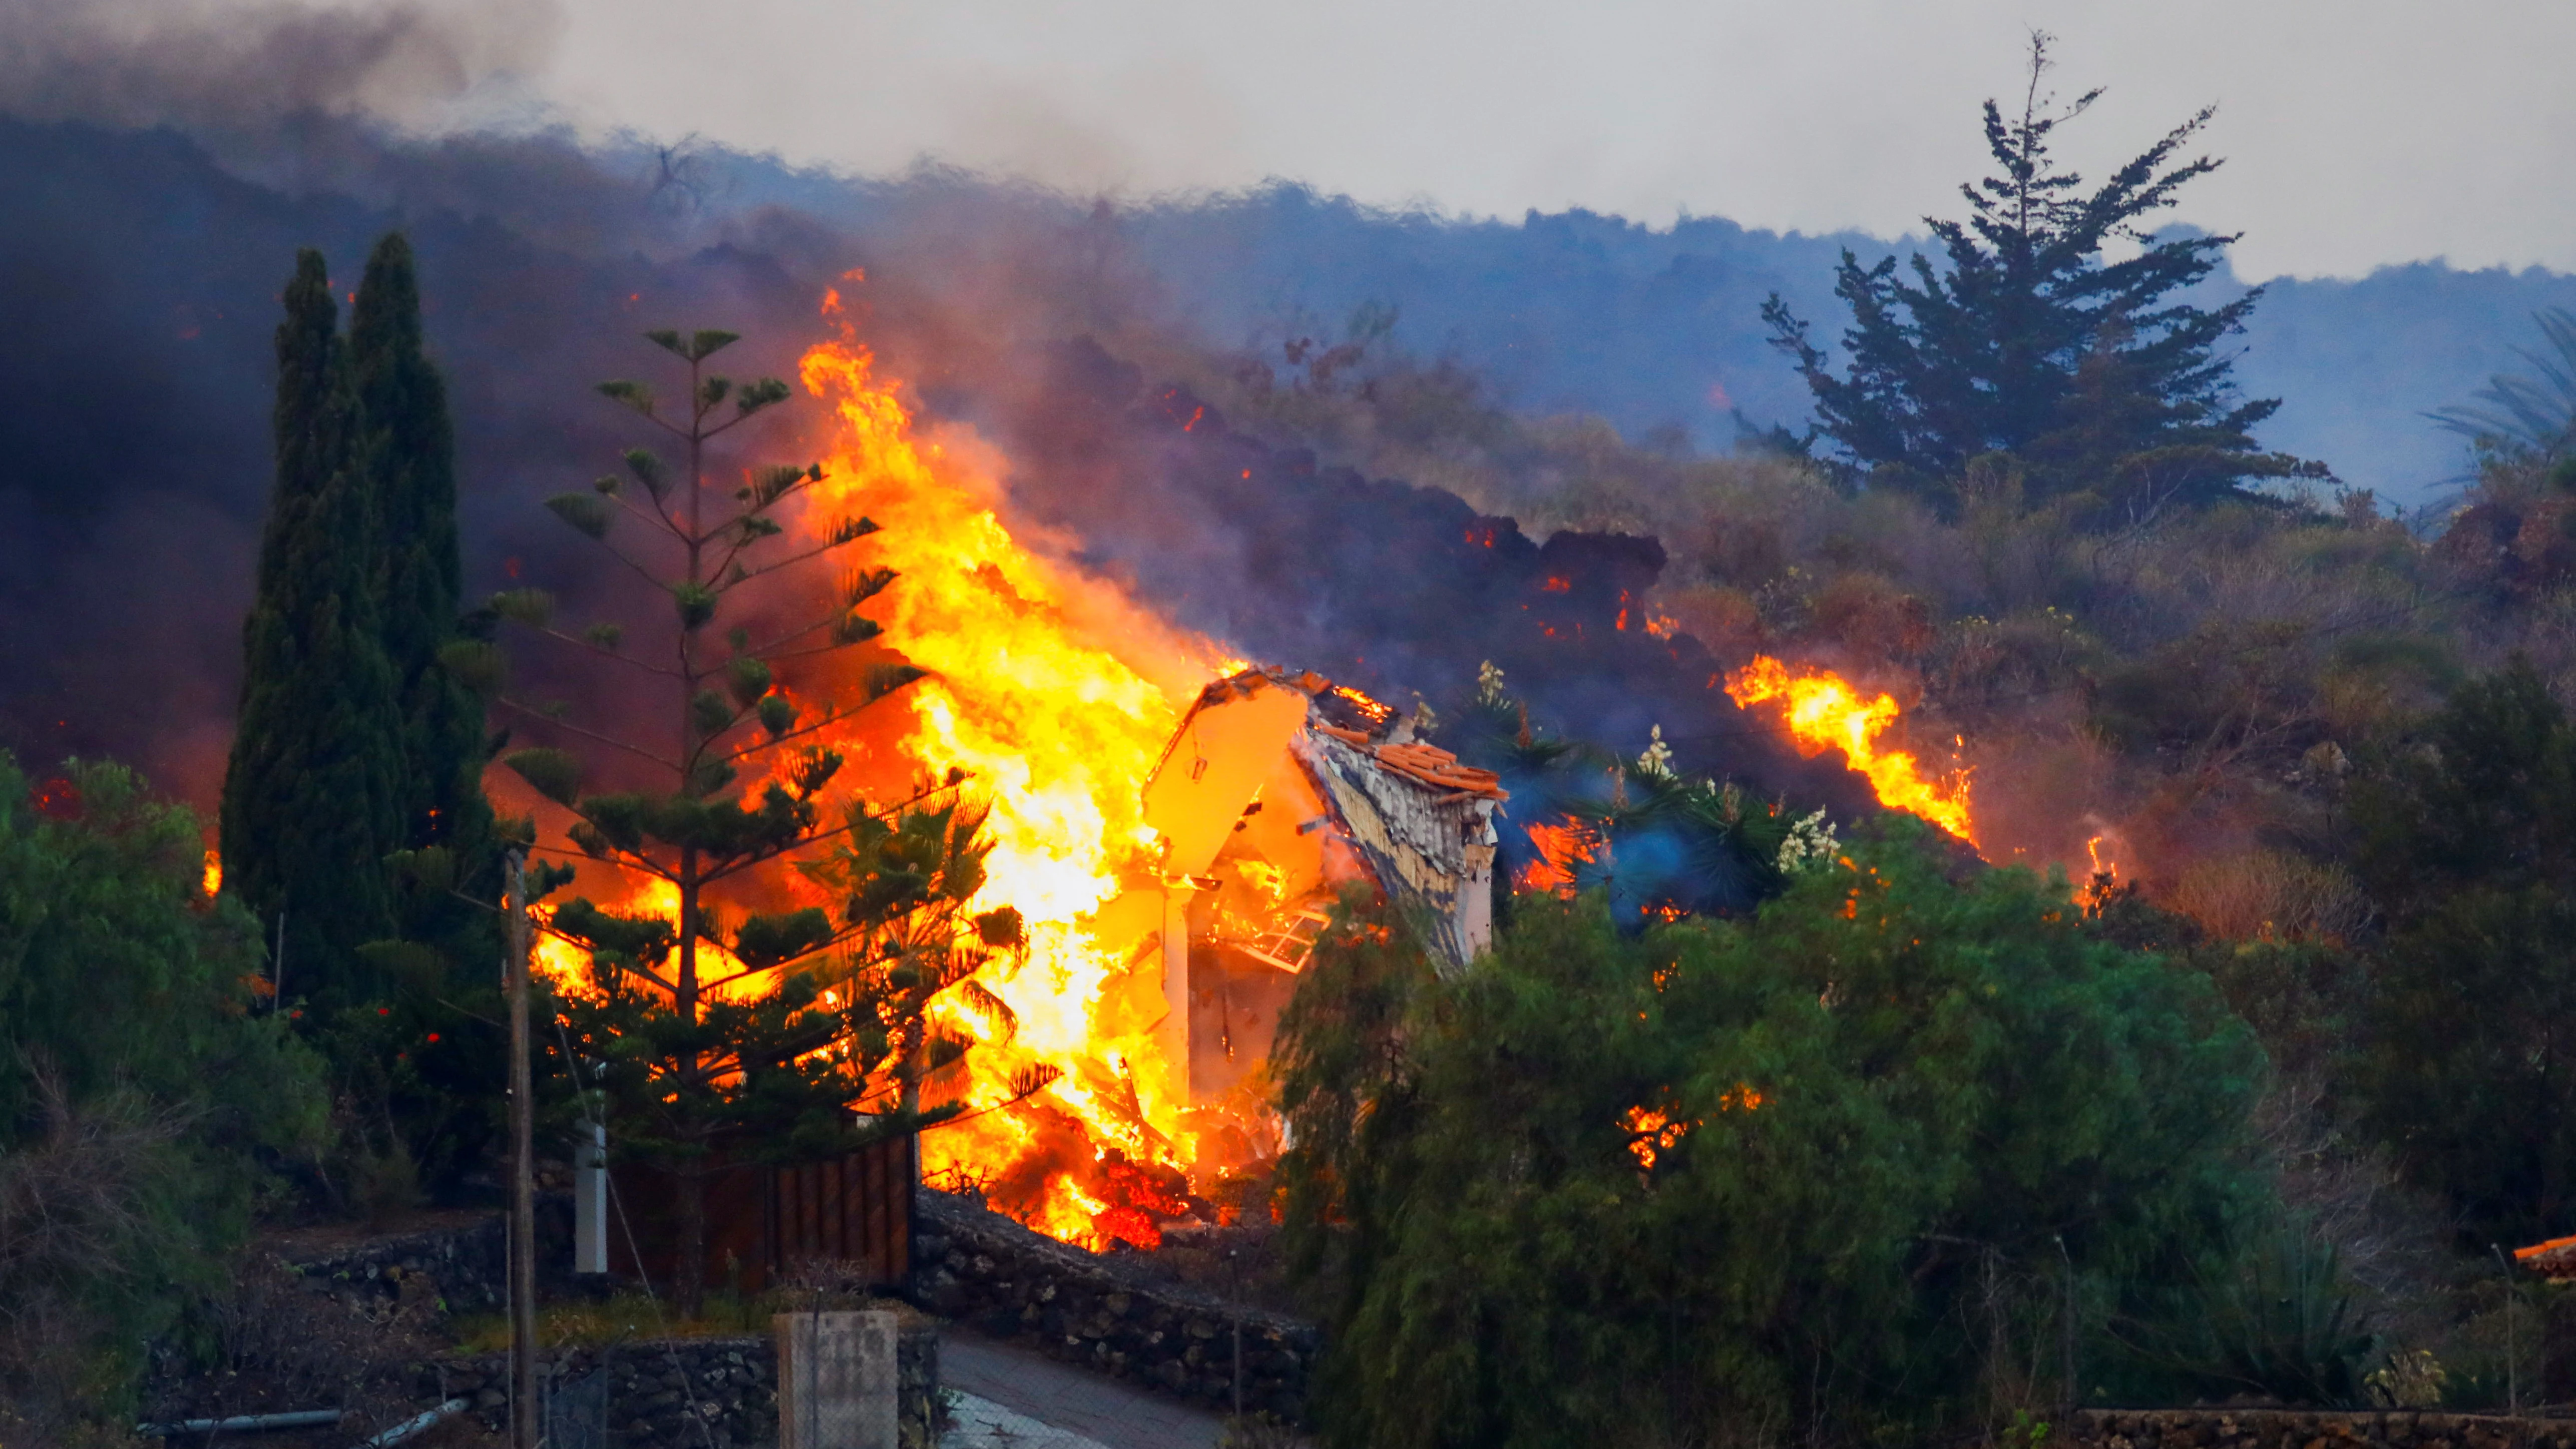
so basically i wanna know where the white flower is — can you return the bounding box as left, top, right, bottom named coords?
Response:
left=1476, top=659, right=1507, bottom=707
left=1776, top=808, right=1838, bottom=875
left=1637, top=724, right=1674, bottom=779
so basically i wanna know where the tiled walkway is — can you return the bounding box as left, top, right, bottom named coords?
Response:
left=940, top=1327, right=1226, bottom=1449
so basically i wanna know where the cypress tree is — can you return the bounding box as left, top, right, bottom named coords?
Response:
left=344, top=232, right=509, bottom=1196
left=218, top=249, right=406, bottom=1012
left=349, top=233, right=497, bottom=933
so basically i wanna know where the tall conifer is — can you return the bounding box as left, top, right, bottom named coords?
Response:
left=219, top=249, right=406, bottom=1010
left=1762, top=34, right=2327, bottom=519
left=350, top=233, right=497, bottom=937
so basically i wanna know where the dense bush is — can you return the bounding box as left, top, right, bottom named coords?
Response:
left=0, top=755, right=327, bottom=1434
left=2349, top=660, right=2576, bottom=1247
left=1275, top=823, right=2271, bottom=1448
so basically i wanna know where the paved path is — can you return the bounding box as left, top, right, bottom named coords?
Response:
left=945, top=1391, right=1118, bottom=1449
left=940, top=1327, right=1226, bottom=1449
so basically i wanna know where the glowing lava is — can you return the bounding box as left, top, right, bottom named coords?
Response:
left=1725, top=656, right=1976, bottom=845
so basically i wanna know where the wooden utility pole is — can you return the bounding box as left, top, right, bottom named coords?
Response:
left=505, top=849, right=538, bottom=1449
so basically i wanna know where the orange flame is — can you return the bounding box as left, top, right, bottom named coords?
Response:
left=1619, top=1105, right=1687, bottom=1170
left=1725, top=656, right=1975, bottom=845
left=1518, top=817, right=1604, bottom=894
left=529, top=300, right=1246, bottom=1250
left=202, top=849, right=221, bottom=897
left=792, top=325, right=1234, bottom=1245
left=2079, top=834, right=2122, bottom=913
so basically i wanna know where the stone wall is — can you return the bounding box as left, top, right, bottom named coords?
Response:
left=2062, top=1408, right=2576, bottom=1449
left=434, top=1328, right=938, bottom=1448
left=908, top=1187, right=1318, bottom=1423
left=279, top=1197, right=576, bottom=1315
left=156, top=1208, right=938, bottom=1448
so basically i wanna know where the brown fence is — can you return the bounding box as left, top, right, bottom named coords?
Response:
left=610, top=1133, right=914, bottom=1295
left=766, top=1134, right=914, bottom=1286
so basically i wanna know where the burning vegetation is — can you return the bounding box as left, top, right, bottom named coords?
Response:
left=32, top=36, right=2576, bottom=1444
left=1725, top=655, right=1976, bottom=846
left=491, top=294, right=2008, bottom=1263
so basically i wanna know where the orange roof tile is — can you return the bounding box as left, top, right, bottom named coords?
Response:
left=1313, top=727, right=1508, bottom=800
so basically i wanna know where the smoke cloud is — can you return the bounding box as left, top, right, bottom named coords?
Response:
left=0, top=27, right=1871, bottom=848
left=0, top=0, right=558, bottom=132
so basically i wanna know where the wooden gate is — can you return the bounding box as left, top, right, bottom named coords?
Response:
left=609, top=1133, right=915, bottom=1296
left=764, top=1132, right=915, bottom=1288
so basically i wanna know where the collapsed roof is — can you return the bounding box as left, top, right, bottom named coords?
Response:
left=1134, top=667, right=1507, bottom=1108
left=1144, top=666, right=1505, bottom=976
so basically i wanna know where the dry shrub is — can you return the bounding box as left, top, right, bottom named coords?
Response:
left=1808, top=571, right=1932, bottom=664
left=2247, top=1078, right=2455, bottom=1349
left=1218, top=1410, right=1308, bottom=1449
left=1927, top=609, right=2096, bottom=721
left=1655, top=584, right=1764, bottom=658
left=2170, top=849, right=2371, bottom=943
left=160, top=1251, right=445, bottom=1439
left=0, top=1063, right=193, bottom=1438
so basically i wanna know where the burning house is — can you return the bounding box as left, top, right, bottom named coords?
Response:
left=578, top=318, right=1976, bottom=1271
left=1133, top=666, right=1507, bottom=1109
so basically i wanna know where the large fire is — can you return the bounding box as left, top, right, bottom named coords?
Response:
left=792, top=323, right=1226, bottom=1243
left=1724, top=656, right=1977, bottom=845
left=524, top=304, right=1984, bottom=1254
left=526, top=297, right=1238, bottom=1249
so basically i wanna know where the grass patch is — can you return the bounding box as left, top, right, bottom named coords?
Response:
left=448, top=1288, right=916, bottom=1354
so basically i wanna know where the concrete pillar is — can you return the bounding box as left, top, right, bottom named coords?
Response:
left=775, top=1310, right=899, bottom=1449
left=1159, top=881, right=1195, bottom=1111
left=572, top=1121, right=607, bottom=1275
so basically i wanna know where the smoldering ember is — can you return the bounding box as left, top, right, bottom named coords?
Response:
left=12, top=17, right=2576, bottom=1449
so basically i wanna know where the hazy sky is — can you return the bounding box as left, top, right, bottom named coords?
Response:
left=495, top=0, right=2576, bottom=281
left=21, top=0, right=2569, bottom=282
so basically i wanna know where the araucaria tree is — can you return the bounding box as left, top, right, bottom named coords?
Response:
left=1762, top=33, right=2325, bottom=519
left=490, top=329, right=1021, bottom=1314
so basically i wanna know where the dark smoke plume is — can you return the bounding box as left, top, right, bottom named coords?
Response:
left=0, top=0, right=553, bottom=132
left=0, top=28, right=1876, bottom=847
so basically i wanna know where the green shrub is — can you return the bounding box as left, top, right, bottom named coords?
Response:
left=0, top=755, right=328, bottom=1431
left=1276, top=822, right=2268, bottom=1449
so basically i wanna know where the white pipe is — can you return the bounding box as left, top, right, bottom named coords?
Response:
left=360, top=1398, right=470, bottom=1447
left=575, top=1118, right=608, bottom=1273
left=138, top=1408, right=342, bottom=1436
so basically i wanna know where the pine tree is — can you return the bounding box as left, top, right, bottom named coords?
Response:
left=491, top=330, right=1027, bottom=1314
left=349, top=234, right=498, bottom=943
left=1762, top=33, right=2326, bottom=521
left=219, top=249, right=406, bottom=1012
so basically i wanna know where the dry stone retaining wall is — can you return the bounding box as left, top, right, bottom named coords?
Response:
left=2064, top=1408, right=2576, bottom=1449
left=279, top=1197, right=577, bottom=1315
left=433, top=1329, right=937, bottom=1448
left=908, top=1186, right=1318, bottom=1423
